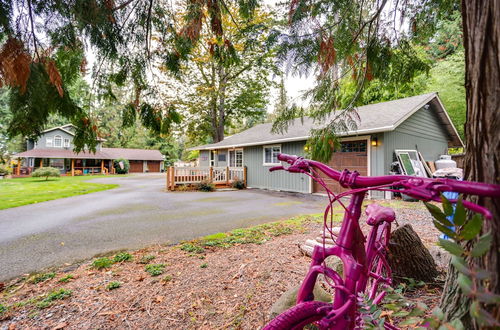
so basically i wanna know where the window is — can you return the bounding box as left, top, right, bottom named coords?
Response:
left=54, top=135, right=62, bottom=148
left=64, top=138, right=70, bottom=148
left=263, top=145, right=281, bottom=165
left=340, top=141, right=367, bottom=153
left=218, top=154, right=226, bottom=162
left=229, top=149, right=243, bottom=167
left=46, top=137, right=53, bottom=147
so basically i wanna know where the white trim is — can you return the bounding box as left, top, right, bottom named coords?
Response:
left=54, top=135, right=63, bottom=148
left=46, top=137, right=53, bottom=147
left=433, top=96, right=465, bottom=148
left=63, top=138, right=70, bottom=148
left=262, top=144, right=282, bottom=166
left=228, top=148, right=244, bottom=168
left=192, top=126, right=397, bottom=150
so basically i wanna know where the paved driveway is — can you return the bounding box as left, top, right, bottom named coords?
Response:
left=0, top=174, right=325, bottom=281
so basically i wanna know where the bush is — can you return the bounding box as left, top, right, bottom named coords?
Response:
left=31, top=167, right=60, bottom=180
left=113, top=158, right=130, bottom=174
left=197, top=179, right=215, bottom=192
left=231, top=179, right=245, bottom=190
left=0, top=166, right=11, bottom=176
left=36, top=289, right=72, bottom=308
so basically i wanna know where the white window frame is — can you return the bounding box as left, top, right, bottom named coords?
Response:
left=46, top=137, right=53, bottom=147
left=228, top=149, right=244, bottom=168
left=263, top=144, right=281, bottom=166
left=54, top=135, right=62, bottom=148
left=64, top=138, right=70, bottom=148
left=209, top=150, right=217, bottom=167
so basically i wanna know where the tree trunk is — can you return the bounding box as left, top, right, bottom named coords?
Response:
left=387, top=224, right=439, bottom=283
left=215, top=65, right=227, bottom=142
left=440, top=1, right=500, bottom=327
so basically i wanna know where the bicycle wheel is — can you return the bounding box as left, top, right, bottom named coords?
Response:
left=365, top=224, right=392, bottom=304
left=263, top=301, right=331, bottom=330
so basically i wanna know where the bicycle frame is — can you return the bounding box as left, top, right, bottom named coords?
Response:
left=267, top=153, right=500, bottom=329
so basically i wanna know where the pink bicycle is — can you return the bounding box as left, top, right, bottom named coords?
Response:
left=264, top=153, right=500, bottom=329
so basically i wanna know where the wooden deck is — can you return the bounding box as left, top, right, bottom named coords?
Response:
left=166, top=166, right=246, bottom=191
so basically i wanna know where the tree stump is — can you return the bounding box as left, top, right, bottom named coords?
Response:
left=388, top=224, right=440, bottom=283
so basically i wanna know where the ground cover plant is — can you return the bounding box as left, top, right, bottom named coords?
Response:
left=0, top=175, right=118, bottom=210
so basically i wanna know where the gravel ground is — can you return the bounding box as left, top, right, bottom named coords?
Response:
left=0, top=201, right=443, bottom=329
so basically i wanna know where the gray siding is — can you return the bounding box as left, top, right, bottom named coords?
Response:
left=244, top=141, right=310, bottom=193
left=199, top=150, right=210, bottom=167
left=383, top=107, right=449, bottom=174
left=36, top=129, right=74, bottom=149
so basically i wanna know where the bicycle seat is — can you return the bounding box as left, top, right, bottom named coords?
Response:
left=365, top=203, right=396, bottom=226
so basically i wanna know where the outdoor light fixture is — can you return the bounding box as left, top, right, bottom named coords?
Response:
left=371, top=138, right=378, bottom=147
left=304, top=145, right=309, bottom=152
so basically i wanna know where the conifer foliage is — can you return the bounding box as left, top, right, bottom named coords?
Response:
left=0, top=0, right=259, bottom=151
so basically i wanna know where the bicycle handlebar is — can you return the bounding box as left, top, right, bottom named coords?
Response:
left=272, top=153, right=500, bottom=219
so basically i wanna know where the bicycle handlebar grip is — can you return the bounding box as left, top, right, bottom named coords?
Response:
left=277, top=153, right=298, bottom=164
left=269, top=166, right=285, bottom=172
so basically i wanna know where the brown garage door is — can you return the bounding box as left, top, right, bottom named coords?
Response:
left=313, top=140, right=368, bottom=194
left=129, top=160, right=143, bottom=173
left=147, top=161, right=161, bottom=172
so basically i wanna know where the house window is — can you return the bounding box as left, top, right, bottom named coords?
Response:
left=263, top=145, right=281, bottom=165
left=46, top=137, right=53, bottom=147
left=54, top=135, right=62, bottom=148
left=64, top=138, right=70, bottom=148
left=340, top=141, right=367, bottom=153
left=229, top=149, right=243, bottom=167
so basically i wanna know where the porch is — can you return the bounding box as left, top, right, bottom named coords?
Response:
left=13, top=158, right=116, bottom=177
left=166, top=166, right=246, bottom=191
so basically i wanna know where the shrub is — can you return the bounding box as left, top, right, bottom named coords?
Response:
left=177, top=184, right=191, bottom=191
left=74, top=169, right=83, bottom=176
left=180, top=243, right=205, bottom=254
left=113, top=252, right=133, bottom=263
left=106, top=281, right=122, bottom=290
left=0, top=166, right=11, bottom=176
left=0, top=304, right=6, bottom=315
left=145, top=264, right=165, bottom=276
left=31, top=167, right=60, bottom=180
left=197, top=179, right=215, bottom=192
left=231, top=179, right=245, bottom=190
left=91, top=257, right=114, bottom=270
left=113, top=158, right=130, bottom=174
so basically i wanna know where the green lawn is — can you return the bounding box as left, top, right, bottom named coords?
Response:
left=0, top=175, right=119, bottom=210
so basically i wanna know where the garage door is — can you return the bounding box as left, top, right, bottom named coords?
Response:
left=147, top=161, right=161, bottom=172
left=129, top=160, right=144, bottom=173
left=313, top=140, right=368, bottom=194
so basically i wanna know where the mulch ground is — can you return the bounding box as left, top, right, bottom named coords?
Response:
left=0, top=201, right=445, bottom=330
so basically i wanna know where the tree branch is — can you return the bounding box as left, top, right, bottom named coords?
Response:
left=27, top=0, right=40, bottom=60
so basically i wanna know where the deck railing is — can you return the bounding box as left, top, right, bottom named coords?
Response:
left=166, top=166, right=246, bottom=191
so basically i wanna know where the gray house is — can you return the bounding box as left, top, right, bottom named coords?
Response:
left=189, top=93, right=463, bottom=197
left=14, top=124, right=164, bottom=175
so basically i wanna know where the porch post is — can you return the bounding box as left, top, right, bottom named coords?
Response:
left=16, top=158, right=21, bottom=175
left=226, top=166, right=229, bottom=185
left=243, top=166, right=247, bottom=187
left=39, top=158, right=43, bottom=168
left=101, top=159, right=105, bottom=174
left=71, top=159, right=75, bottom=176
left=209, top=167, right=213, bottom=183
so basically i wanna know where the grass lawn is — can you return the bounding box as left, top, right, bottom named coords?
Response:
left=0, top=175, right=119, bottom=210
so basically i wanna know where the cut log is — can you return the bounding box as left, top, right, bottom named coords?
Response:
left=387, top=224, right=440, bottom=283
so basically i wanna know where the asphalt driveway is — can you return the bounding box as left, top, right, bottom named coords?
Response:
left=0, top=174, right=325, bottom=281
